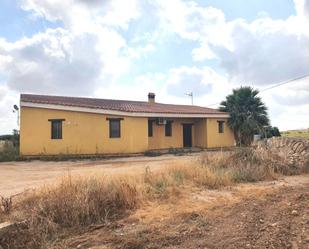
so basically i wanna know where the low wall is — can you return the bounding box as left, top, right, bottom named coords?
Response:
left=254, top=137, right=309, bottom=172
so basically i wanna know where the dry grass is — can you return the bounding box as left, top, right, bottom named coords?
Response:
left=1, top=147, right=304, bottom=249
left=144, top=163, right=232, bottom=195
left=24, top=175, right=139, bottom=226
left=281, top=128, right=309, bottom=138
left=1, top=175, right=141, bottom=248
left=205, top=148, right=278, bottom=183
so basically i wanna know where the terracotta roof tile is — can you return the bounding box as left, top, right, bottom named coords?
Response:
left=21, top=94, right=226, bottom=115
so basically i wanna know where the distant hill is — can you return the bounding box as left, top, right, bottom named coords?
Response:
left=281, top=128, right=309, bottom=138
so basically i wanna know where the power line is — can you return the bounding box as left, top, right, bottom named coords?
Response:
left=259, top=73, right=309, bottom=93
left=206, top=73, right=309, bottom=107
left=207, top=102, right=221, bottom=107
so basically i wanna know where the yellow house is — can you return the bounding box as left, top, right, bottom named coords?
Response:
left=19, top=93, right=235, bottom=156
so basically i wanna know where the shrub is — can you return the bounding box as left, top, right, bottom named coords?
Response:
left=22, top=174, right=140, bottom=229
left=0, top=142, right=19, bottom=162
left=0, top=196, right=13, bottom=214
left=201, top=147, right=283, bottom=182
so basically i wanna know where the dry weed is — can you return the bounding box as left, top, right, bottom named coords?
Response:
left=0, top=196, right=12, bottom=214
left=0, top=174, right=142, bottom=248
left=1, top=147, right=305, bottom=249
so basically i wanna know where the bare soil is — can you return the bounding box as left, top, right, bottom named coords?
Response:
left=1, top=154, right=308, bottom=249
left=51, top=175, right=309, bottom=249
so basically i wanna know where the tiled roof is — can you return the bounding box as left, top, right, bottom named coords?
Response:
left=21, top=94, right=226, bottom=115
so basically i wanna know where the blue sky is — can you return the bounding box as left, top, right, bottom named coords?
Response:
left=196, top=0, right=295, bottom=20
left=0, top=0, right=296, bottom=41
left=0, top=0, right=61, bottom=41
left=0, top=0, right=308, bottom=134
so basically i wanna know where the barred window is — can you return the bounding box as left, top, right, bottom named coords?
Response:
left=165, top=121, right=172, bottom=136
left=109, top=119, right=121, bottom=138
left=49, top=119, right=64, bottom=139
left=148, top=120, right=153, bottom=137
left=218, top=121, right=224, bottom=133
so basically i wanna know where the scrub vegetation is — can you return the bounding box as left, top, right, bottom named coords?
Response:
left=0, top=142, right=19, bottom=162
left=1, top=146, right=308, bottom=249
left=0, top=130, right=20, bottom=162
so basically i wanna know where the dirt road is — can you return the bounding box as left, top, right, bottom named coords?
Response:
left=0, top=154, right=200, bottom=197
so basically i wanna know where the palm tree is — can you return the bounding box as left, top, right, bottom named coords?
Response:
left=219, top=86, right=269, bottom=146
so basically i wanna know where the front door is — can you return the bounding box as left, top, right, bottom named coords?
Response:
left=183, top=124, right=192, bottom=147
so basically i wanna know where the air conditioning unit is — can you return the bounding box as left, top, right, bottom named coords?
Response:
left=157, top=118, right=167, bottom=125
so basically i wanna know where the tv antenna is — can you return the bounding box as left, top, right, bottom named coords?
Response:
left=185, top=92, right=193, bottom=105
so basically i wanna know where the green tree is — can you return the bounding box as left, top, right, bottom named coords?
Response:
left=219, top=86, right=269, bottom=146
left=272, top=126, right=281, bottom=137
left=12, top=129, right=20, bottom=147
left=261, top=126, right=281, bottom=138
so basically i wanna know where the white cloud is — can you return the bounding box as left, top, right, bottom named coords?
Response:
left=0, top=0, right=145, bottom=134
left=166, top=66, right=214, bottom=97
left=21, top=0, right=141, bottom=31
left=0, top=88, right=19, bottom=134
left=2, top=0, right=155, bottom=99
left=251, top=78, right=309, bottom=130
left=155, top=0, right=231, bottom=59
left=0, top=0, right=308, bottom=134
left=126, top=44, right=156, bottom=60
left=273, top=89, right=309, bottom=106
left=0, top=28, right=124, bottom=95
left=154, top=0, right=309, bottom=132
left=94, top=65, right=230, bottom=109
left=268, top=101, right=309, bottom=130
left=212, top=17, right=309, bottom=86
left=0, top=86, right=8, bottom=101
left=153, top=0, right=309, bottom=87
left=98, top=66, right=230, bottom=108
left=294, top=0, right=309, bottom=20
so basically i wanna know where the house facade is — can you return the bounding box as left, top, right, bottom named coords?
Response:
left=19, top=93, right=235, bottom=156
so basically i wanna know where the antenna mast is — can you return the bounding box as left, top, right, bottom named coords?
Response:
left=185, top=92, right=193, bottom=105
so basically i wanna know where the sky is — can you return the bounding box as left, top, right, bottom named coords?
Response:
left=0, top=0, right=309, bottom=134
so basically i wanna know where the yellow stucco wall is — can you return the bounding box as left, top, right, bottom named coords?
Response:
left=148, top=118, right=234, bottom=150
left=206, top=118, right=235, bottom=148
left=148, top=118, right=196, bottom=150
left=194, top=119, right=207, bottom=148
left=20, top=107, right=235, bottom=156
left=20, top=107, right=148, bottom=156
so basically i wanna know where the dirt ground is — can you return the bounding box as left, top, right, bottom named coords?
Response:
left=1, top=154, right=308, bottom=249
left=52, top=175, right=309, bottom=249
left=0, top=154, right=200, bottom=197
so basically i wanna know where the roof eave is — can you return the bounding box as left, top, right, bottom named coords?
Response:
left=20, top=101, right=230, bottom=118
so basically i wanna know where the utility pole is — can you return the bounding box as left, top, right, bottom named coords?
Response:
left=185, top=92, right=193, bottom=105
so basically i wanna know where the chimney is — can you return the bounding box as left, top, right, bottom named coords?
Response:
left=148, top=92, right=155, bottom=103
